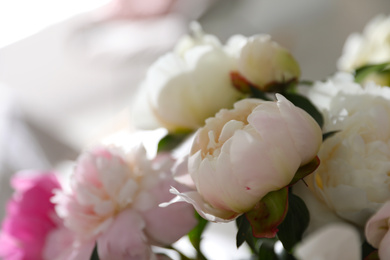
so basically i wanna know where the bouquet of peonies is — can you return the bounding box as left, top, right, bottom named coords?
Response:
left=2, top=14, right=390, bottom=260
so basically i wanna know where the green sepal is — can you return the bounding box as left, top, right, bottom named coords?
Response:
left=288, top=156, right=320, bottom=186
left=354, top=62, right=390, bottom=83
left=230, top=71, right=297, bottom=96
left=277, top=192, right=310, bottom=253
left=283, top=93, right=324, bottom=128
left=245, top=188, right=289, bottom=238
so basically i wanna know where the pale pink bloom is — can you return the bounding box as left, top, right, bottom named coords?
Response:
left=0, top=172, right=61, bottom=260
left=53, top=145, right=197, bottom=259
left=164, top=95, right=322, bottom=222
left=365, top=200, right=390, bottom=259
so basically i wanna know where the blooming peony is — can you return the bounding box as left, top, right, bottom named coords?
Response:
left=165, top=95, right=322, bottom=222
left=365, top=200, right=390, bottom=259
left=53, top=145, right=197, bottom=259
left=338, top=14, right=390, bottom=72
left=338, top=14, right=390, bottom=86
left=0, top=171, right=61, bottom=260
left=305, top=72, right=390, bottom=226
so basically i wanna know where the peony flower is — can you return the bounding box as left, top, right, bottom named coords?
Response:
left=53, top=145, right=197, bottom=259
left=304, top=72, right=390, bottom=226
left=338, top=14, right=390, bottom=72
left=132, top=22, right=243, bottom=131
left=294, top=223, right=361, bottom=260
left=365, top=200, right=390, bottom=259
left=165, top=95, right=322, bottom=222
left=232, top=34, right=301, bottom=92
left=338, top=14, right=390, bottom=86
left=0, top=171, right=61, bottom=260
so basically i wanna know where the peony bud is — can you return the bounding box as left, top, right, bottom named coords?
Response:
left=132, top=23, right=243, bottom=132
left=235, top=35, right=301, bottom=92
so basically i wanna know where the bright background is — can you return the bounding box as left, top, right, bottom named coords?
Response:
left=1, top=1, right=390, bottom=259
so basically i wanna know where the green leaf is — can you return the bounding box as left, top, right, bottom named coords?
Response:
left=236, top=215, right=251, bottom=248
left=298, top=80, right=314, bottom=86
left=245, top=188, right=289, bottom=238
left=250, top=86, right=272, bottom=101
left=322, top=130, right=339, bottom=141
left=354, top=62, right=390, bottom=83
left=157, top=132, right=191, bottom=152
left=364, top=251, right=380, bottom=260
left=188, top=212, right=208, bottom=259
left=90, top=243, right=99, bottom=260
left=362, top=240, right=379, bottom=259
left=288, top=156, right=320, bottom=186
left=277, top=193, right=310, bottom=253
left=283, top=93, right=324, bottom=128
left=236, top=215, right=258, bottom=254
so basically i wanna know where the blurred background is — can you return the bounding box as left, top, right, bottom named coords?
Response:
left=0, top=0, right=390, bottom=258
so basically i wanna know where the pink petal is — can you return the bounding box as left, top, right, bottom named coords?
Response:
left=97, top=209, right=153, bottom=260
left=365, top=201, right=390, bottom=248
left=379, top=228, right=390, bottom=260
left=142, top=178, right=197, bottom=245
left=161, top=187, right=239, bottom=222
left=275, top=94, right=322, bottom=165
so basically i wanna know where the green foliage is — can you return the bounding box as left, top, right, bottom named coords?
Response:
left=288, top=156, right=320, bottom=186
left=362, top=240, right=379, bottom=260
left=236, top=215, right=258, bottom=253
left=283, top=93, right=324, bottom=128
left=277, top=192, right=310, bottom=253
left=157, top=132, right=191, bottom=152
left=322, top=130, right=339, bottom=141
left=188, top=212, right=209, bottom=260
left=250, top=86, right=272, bottom=100
left=354, top=62, right=390, bottom=83
left=258, top=239, right=278, bottom=260
left=90, top=243, right=99, bottom=260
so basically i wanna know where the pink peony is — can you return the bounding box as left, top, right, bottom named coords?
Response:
left=365, top=200, right=390, bottom=259
left=0, top=172, right=61, bottom=260
left=53, top=145, right=197, bottom=259
left=164, top=95, right=322, bottom=222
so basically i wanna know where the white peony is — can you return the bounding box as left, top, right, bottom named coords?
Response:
left=132, top=22, right=243, bottom=131
left=338, top=14, right=390, bottom=72
left=133, top=23, right=301, bottom=132
left=294, top=223, right=361, bottom=260
left=304, top=72, right=390, bottom=226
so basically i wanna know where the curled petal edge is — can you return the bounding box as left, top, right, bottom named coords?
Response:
left=159, top=187, right=240, bottom=223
